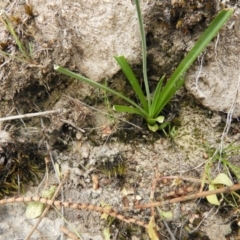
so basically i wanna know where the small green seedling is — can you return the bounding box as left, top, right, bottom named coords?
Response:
left=204, top=143, right=240, bottom=182
left=162, top=125, right=178, bottom=139
left=206, top=173, right=233, bottom=206
left=25, top=185, right=56, bottom=219
left=203, top=143, right=240, bottom=206
left=54, top=1, right=233, bottom=132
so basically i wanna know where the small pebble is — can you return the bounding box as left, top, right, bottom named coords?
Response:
left=81, top=145, right=90, bottom=158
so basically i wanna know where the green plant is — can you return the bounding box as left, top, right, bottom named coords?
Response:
left=0, top=13, right=33, bottom=63
left=204, top=143, right=240, bottom=180
left=202, top=143, right=240, bottom=206
left=54, top=2, right=233, bottom=131
left=206, top=172, right=234, bottom=205
left=163, top=125, right=178, bottom=139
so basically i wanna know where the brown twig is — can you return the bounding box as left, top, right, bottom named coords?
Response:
left=25, top=219, right=47, bottom=240
left=60, top=226, right=80, bottom=240
left=25, top=170, right=70, bottom=240
left=164, top=186, right=195, bottom=198
left=1, top=184, right=239, bottom=231
left=126, top=183, right=240, bottom=210
left=150, top=171, right=160, bottom=219
left=150, top=171, right=161, bottom=201
left=159, top=176, right=209, bottom=184
left=0, top=196, right=148, bottom=228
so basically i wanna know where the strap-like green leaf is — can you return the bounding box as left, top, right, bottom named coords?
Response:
left=149, top=75, right=165, bottom=117
left=114, top=56, right=148, bottom=111
left=151, top=9, right=234, bottom=118
left=154, top=77, right=185, bottom=117
left=54, top=65, right=148, bottom=116
left=113, top=105, right=147, bottom=118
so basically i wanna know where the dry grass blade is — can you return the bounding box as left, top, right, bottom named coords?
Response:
left=0, top=109, right=62, bottom=122
left=0, top=13, right=29, bottom=60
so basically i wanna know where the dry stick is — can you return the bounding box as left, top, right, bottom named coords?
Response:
left=44, top=129, right=65, bottom=240
left=149, top=171, right=158, bottom=234
left=189, top=206, right=215, bottom=234
left=164, top=186, right=195, bottom=198
left=26, top=219, right=48, bottom=240
left=159, top=176, right=210, bottom=184
left=0, top=196, right=148, bottom=228
left=24, top=171, right=70, bottom=240
left=0, top=109, right=62, bottom=122
left=1, top=184, right=240, bottom=230
left=151, top=176, right=201, bottom=198
left=44, top=137, right=66, bottom=240
left=52, top=206, right=83, bottom=240
left=162, top=219, right=176, bottom=240
left=128, top=183, right=240, bottom=210
left=60, top=226, right=80, bottom=240
left=152, top=175, right=202, bottom=191
left=60, top=119, right=85, bottom=133
left=25, top=219, right=47, bottom=240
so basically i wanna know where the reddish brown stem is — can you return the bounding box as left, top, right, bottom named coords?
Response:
left=1, top=184, right=240, bottom=229
left=128, top=183, right=240, bottom=210
left=0, top=196, right=148, bottom=228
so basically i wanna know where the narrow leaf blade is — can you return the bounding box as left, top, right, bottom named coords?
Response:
left=113, top=105, right=146, bottom=118
left=147, top=216, right=159, bottom=240
left=54, top=65, right=148, bottom=116
left=154, top=77, right=184, bottom=117
left=152, top=9, right=233, bottom=117
left=114, top=56, right=148, bottom=111
left=149, top=75, right=165, bottom=116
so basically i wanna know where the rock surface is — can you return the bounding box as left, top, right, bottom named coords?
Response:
left=185, top=14, right=240, bottom=116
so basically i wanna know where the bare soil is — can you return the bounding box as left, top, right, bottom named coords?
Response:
left=0, top=1, right=240, bottom=240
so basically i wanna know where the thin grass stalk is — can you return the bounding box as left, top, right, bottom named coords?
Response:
left=0, top=50, right=30, bottom=63
left=2, top=14, right=29, bottom=60
left=135, top=0, right=150, bottom=110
